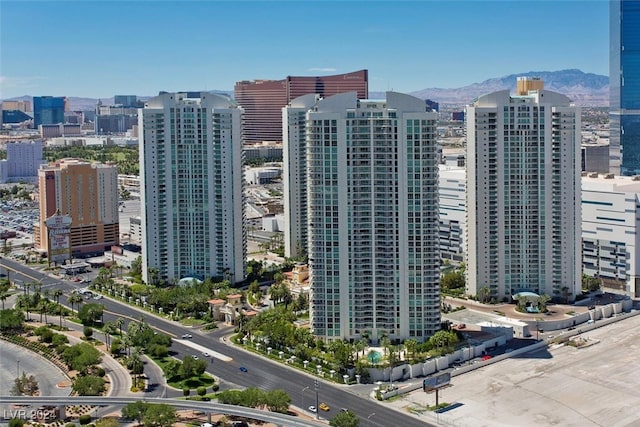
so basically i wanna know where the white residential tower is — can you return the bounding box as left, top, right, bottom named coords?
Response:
left=466, top=89, right=581, bottom=302
left=139, top=92, right=245, bottom=284
left=304, top=91, right=440, bottom=343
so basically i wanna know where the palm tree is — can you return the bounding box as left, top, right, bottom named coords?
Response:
left=24, top=282, right=32, bottom=320
left=0, top=289, right=9, bottom=310
left=127, top=350, right=144, bottom=387
left=68, top=293, right=83, bottom=315
left=40, top=289, right=50, bottom=323
left=116, top=317, right=125, bottom=337
left=103, top=320, right=117, bottom=348
left=404, top=338, right=418, bottom=362
left=355, top=338, right=368, bottom=362
left=478, top=286, right=490, bottom=304
left=537, top=294, right=551, bottom=313
left=52, top=289, right=63, bottom=329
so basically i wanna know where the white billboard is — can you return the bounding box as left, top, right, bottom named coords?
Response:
left=45, top=212, right=72, bottom=264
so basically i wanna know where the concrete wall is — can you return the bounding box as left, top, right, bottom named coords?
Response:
left=522, top=299, right=633, bottom=332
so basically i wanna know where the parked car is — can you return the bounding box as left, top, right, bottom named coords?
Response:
left=308, top=406, right=317, bottom=413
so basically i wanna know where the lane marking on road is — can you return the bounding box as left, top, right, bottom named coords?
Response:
left=174, top=339, right=233, bottom=362
left=102, top=309, right=177, bottom=338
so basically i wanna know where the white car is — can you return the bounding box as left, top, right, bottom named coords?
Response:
left=203, top=352, right=210, bottom=357
left=181, top=334, right=193, bottom=339
left=308, top=406, right=317, bottom=413
left=192, top=355, right=199, bottom=360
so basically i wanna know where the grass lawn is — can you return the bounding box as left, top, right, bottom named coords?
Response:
left=179, top=318, right=206, bottom=327
left=170, top=375, right=215, bottom=389
left=150, top=356, right=216, bottom=390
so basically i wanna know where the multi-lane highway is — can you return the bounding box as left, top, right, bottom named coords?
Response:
left=0, top=258, right=435, bottom=427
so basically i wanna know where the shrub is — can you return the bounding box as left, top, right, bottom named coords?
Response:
left=183, top=387, right=190, bottom=396
left=65, top=423, right=77, bottom=427
left=197, top=386, right=206, bottom=396
left=211, top=383, right=220, bottom=392
left=83, top=326, right=94, bottom=339
left=79, top=414, right=92, bottom=425
left=52, top=333, right=69, bottom=346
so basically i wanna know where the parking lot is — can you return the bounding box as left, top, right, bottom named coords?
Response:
left=392, top=312, right=640, bottom=427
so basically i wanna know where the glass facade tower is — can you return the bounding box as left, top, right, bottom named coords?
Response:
left=33, top=96, right=66, bottom=127
left=610, top=0, right=640, bottom=175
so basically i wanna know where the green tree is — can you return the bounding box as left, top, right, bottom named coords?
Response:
left=429, top=330, right=459, bottom=351
left=330, top=410, right=359, bottom=427
left=121, top=401, right=149, bottom=424
left=142, top=403, right=176, bottom=427
left=72, top=375, right=106, bottom=396
left=162, top=359, right=182, bottom=381
left=68, top=293, right=83, bottom=314
left=0, top=284, right=10, bottom=310
left=148, top=343, right=168, bottom=358
left=582, top=274, right=601, bottom=292
left=83, top=326, right=93, bottom=339
left=264, top=389, right=291, bottom=414
left=478, top=286, right=491, bottom=304
left=404, top=338, right=418, bottom=362
left=180, top=355, right=206, bottom=378
left=62, top=342, right=102, bottom=371
left=10, top=372, right=39, bottom=396
left=441, top=269, right=465, bottom=291
left=537, top=294, right=551, bottom=313
left=127, top=319, right=156, bottom=350
left=78, top=303, right=103, bottom=326
left=103, top=320, right=117, bottom=348
left=0, top=309, right=24, bottom=333
left=110, top=337, right=123, bottom=355
left=52, top=288, right=64, bottom=328
left=127, top=350, right=145, bottom=383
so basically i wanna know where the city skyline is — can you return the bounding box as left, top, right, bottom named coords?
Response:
left=0, top=1, right=609, bottom=99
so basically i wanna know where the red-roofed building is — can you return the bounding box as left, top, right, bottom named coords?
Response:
left=207, top=298, right=226, bottom=321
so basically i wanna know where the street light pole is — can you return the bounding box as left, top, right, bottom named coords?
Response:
left=301, top=386, right=309, bottom=410
left=16, top=360, right=20, bottom=378
left=314, top=379, right=319, bottom=420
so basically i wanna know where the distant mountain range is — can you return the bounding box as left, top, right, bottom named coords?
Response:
left=3, top=69, right=609, bottom=110
left=407, top=69, right=609, bottom=107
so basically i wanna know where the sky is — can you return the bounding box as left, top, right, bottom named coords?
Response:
left=0, top=0, right=610, bottom=100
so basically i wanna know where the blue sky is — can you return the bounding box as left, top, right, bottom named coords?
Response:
left=0, top=0, right=609, bottom=99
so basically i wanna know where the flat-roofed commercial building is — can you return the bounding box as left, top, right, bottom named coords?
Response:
left=582, top=173, right=640, bottom=297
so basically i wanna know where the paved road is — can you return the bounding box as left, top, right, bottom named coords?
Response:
left=0, top=340, right=71, bottom=397
left=0, top=259, right=434, bottom=427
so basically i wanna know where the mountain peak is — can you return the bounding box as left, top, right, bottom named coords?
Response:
left=408, top=69, right=609, bottom=107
